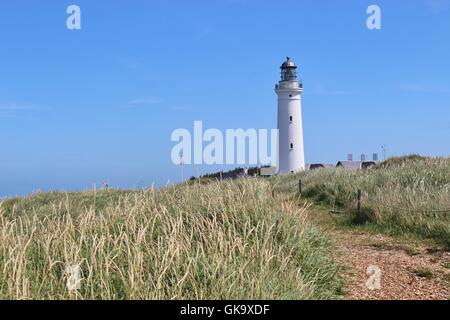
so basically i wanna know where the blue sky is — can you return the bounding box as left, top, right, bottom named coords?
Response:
left=1, top=0, right=449, bottom=197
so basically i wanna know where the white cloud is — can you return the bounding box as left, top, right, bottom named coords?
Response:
left=0, top=103, right=38, bottom=118
left=0, top=103, right=35, bottom=111
left=170, top=105, right=197, bottom=113
left=123, top=97, right=164, bottom=108
left=397, top=83, right=449, bottom=93
left=122, top=97, right=197, bottom=113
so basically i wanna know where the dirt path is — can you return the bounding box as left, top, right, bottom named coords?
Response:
left=310, top=209, right=450, bottom=300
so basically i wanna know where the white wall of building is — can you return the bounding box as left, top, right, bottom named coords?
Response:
left=276, top=73, right=305, bottom=173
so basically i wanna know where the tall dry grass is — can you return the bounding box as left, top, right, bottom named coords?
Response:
left=275, top=157, right=450, bottom=247
left=0, top=179, right=342, bottom=300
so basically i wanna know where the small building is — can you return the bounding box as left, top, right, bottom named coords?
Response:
left=260, top=166, right=277, bottom=177
left=336, top=161, right=378, bottom=170
left=336, top=161, right=362, bottom=170
left=361, top=161, right=377, bottom=169
left=308, top=163, right=334, bottom=170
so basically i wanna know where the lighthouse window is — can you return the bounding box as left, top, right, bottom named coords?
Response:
left=289, top=115, right=293, bottom=123
left=290, top=143, right=294, bottom=150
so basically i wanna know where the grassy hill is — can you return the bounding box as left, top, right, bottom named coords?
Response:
left=1, top=155, right=448, bottom=300
left=273, top=156, right=450, bottom=248
left=0, top=179, right=342, bottom=300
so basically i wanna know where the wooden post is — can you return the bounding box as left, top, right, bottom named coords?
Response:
left=299, top=180, right=302, bottom=195
left=357, top=190, right=362, bottom=213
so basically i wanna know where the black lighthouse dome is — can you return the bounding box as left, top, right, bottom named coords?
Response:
left=281, top=57, right=297, bottom=69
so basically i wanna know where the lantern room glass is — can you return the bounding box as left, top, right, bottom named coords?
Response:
left=281, top=68, right=297, bottom=81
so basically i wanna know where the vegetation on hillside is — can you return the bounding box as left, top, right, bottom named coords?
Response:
left=273, top=156, right=450, bottom=248
left=0, top=179, right=342, bottom=300
left=2, top=155, right=447, bottom=300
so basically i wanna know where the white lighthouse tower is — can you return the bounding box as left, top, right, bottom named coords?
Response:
left=275, top=57, right=305, bottom=174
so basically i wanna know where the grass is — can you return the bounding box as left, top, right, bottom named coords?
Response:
left=271, top=156, right=450, bottom=249
left=414, top=269, right=434, bottom=279
left=0, top=178, right=343, bottom=300
left=3, top=155, right=446, bottom=299
left=403, top=246, right=421, bottom=256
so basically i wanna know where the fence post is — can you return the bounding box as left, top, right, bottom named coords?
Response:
left=299, top=180, right=302, bottom=195
left=357, top=190, right=362, bottom=213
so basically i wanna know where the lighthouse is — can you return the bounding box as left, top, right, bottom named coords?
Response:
left=275, top=57, right=305, bottom=174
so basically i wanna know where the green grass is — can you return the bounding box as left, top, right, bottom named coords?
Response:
left=0, top=179, right=343, bottom=300
left=414, top=269, right=434, bottom=279
left=271, top=156, right=450, bottom=249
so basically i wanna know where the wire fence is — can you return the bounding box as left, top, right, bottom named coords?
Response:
left=271, top=179, right=450, bottom=215
left=381, top=205, right=450, bottom=214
